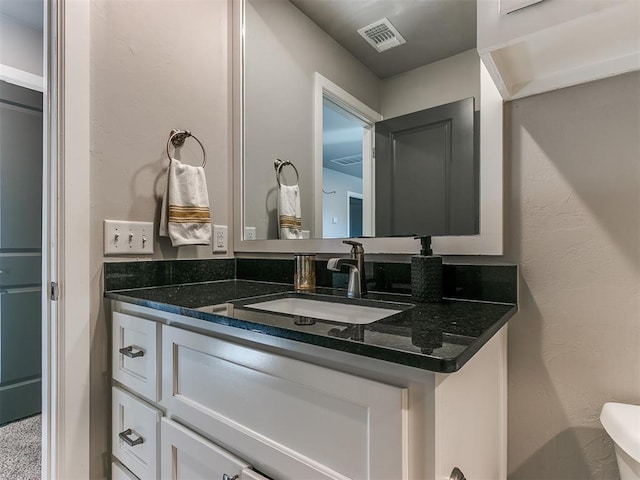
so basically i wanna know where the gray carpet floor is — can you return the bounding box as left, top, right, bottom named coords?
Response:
left=0, top=415, right=41, bottom=480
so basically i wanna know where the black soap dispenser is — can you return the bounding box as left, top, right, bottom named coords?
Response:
left=411, top=236, right=443, bottom=303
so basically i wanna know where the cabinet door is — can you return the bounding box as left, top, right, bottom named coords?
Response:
left=162, top=325, right=408, bottom=480
left=112, top=387, right=161, bottom=480
left=161, top=418, right=257, bottom=480
left=111, top=462, right=137, bottom=480
left=112, top=312, right=160, bottom=402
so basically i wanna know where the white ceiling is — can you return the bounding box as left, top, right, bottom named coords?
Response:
left=0, top=0, right=43, bottom=30
left=289, top=0, right=476, bottom=79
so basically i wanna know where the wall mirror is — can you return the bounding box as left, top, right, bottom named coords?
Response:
left=234, top=0, right=503, bottom=255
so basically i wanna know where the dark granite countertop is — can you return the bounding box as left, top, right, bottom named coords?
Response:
left=106, top=279, right=516, bottom=373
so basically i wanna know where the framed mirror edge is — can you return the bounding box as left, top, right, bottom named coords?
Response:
left=232, top=0, right=504, bottom=256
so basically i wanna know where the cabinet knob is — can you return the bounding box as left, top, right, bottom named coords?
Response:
left=119, top=345, right=145, bottom=358
left=118, top=428, right=144, bottom=447
left=222, top=475, right=239, bottom=480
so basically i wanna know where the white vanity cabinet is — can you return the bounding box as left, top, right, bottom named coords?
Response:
left=111, top=304, right=408, bottom=480
left=111, top=314, right=272, bottom=479
left=477, top=0, right=640, bottom=99
left=160, top=325, right=407, bottom=480
left=111, top=300, right=508, bottom=480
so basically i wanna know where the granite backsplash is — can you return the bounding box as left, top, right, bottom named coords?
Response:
left=105, top=258, right=516, bottom=304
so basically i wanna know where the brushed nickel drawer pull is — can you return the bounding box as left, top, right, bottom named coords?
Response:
left=118, top=428, right=144, bottom=447
left=119, top=345, right=144, bottom=358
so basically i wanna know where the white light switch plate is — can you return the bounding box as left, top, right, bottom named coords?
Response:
left=213, top=225, right=228, bottom=253
left=104, top=220, right=154, bottom=255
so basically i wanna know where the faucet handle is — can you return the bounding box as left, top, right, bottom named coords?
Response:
left=343, top=240, right=364, bottom=254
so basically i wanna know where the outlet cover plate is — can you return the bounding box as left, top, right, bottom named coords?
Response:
left=244, top=227, right=256, bottom=240
left=104, top=220, right=154, bottom=255
left=213, top=224, right=228, bottom=253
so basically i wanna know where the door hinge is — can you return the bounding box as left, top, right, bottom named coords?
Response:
left=50, top=282, right=59, bottom=301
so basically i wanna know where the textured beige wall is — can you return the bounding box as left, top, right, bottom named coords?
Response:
left=86, top=1, right=640, bottom=478
left=505, top=71, right=640, bottom=479
left=89, top=0, right=231, bottom=477
left=380, top=49, right=481, bottom=118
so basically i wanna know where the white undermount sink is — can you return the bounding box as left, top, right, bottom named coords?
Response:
left=245, top=297, right=403, bottom=325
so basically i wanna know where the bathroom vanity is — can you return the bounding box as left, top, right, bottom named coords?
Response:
left=106, top=275, right=516, bottom=480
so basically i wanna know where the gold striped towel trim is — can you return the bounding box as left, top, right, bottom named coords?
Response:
left=279, top=215, right=301, bottom=229
left=169, top=205, right=211, bottom=224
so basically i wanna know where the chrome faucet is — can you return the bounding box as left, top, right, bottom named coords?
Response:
left=327, top=240, right=367, bottom=298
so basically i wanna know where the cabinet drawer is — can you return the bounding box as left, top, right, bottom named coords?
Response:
left=161, top=418, right=270, bottom=480
left=161, top=325, right=407, bottom=480
left=112, top=312, right=160, bottom=401
left=112, top=387, right=161, bottom=480
left=111, top=461, right=138, bottom=480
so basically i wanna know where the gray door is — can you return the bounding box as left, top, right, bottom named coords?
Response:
left=0, top=289, right=42, bottom=424
left=348, top=195, right=363, bottom=238
left=0, top=81, right=43, bottom=250
left=0, top=81, right=43, bottom=424
left=374, top=97, right=478, bottom=237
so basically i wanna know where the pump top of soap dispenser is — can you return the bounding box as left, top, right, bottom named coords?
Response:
left=416, top=236, right=433, bottom=256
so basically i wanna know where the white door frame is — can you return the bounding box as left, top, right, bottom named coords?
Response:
left=43, top=0, right=91, bottom=478
left=313, top=73, right=382, bottom=239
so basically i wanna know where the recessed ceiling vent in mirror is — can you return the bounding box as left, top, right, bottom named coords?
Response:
left=357, top=18, right=406, bottom=53
left=330, top=154, right=362, bottom=166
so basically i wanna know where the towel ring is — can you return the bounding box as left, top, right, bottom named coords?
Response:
left=274, top=158, right=299, bottom=187
left=166, top=129, right=207, bottom=168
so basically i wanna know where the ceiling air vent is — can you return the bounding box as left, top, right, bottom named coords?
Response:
left=330, top=154, right=362, bottom=167
left=358, top=18, right=406, bottom=53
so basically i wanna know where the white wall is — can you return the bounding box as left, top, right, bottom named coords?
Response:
left=0, top=14, right=42, bottom=76
left=504, top=71, right=640, bottom=479
left=380, top=49, right=480, bottom=118
left=89, top=0, right=231, bottom=477
left=322, top=168, right=362, bottom=238
left=244, top=0, right=379, bottom=239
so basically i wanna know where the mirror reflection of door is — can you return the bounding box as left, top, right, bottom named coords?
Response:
left=374, top=97, right=479, bottom=237
left=321, top=97, right=371, bottom=238
left=347, top=192, right=363, bottom=238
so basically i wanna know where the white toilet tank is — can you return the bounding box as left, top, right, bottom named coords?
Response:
left=600, top=402, right=640, bottom=480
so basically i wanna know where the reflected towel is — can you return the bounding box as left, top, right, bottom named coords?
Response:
left=278, top=184, right=302, bottom=239
left=160, top=159, right=212, bottom=246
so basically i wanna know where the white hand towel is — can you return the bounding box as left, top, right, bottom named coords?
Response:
left=278, top=184, right=302, bottom=239
left=160, top=159, right=212, bottom=246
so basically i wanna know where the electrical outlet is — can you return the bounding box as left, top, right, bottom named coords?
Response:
left=213, top=225, right=228, bottom=253
left=104, top=220, right=154, bottom=255
left=244, top=227, right=256, bottom=240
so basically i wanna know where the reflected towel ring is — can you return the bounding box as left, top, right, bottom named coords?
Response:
left=166, top=129, right=207, bottom=168
left=274, top=158, right=299, bottom=187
